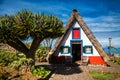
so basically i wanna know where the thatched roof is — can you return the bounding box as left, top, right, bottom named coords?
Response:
left=49, top=9, right=110, bottom=62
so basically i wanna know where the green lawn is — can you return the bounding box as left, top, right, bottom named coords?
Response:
left=90, top=71, right=116, bottom=80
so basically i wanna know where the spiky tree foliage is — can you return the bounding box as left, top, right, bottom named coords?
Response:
left=0, top=10, right=64, bottom=61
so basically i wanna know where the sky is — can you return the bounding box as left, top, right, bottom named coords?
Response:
left=0, top=0, right=120, bottom=48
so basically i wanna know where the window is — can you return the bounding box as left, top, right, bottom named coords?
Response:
left=83, top=46, right=93, bottom=54
left=61, top=46, right=70, bottom=54
left=73, top=28, right=80, bottom=39
left=63, top=47, right=69, bottom=53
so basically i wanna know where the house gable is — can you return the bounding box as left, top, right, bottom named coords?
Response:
left=48, top=9, right=109, bottom=65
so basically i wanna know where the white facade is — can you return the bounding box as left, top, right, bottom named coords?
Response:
left=59, top=22, right=100, bottom=56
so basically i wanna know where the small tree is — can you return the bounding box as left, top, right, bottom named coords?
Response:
left=36, top=45, right=47, bottom=62
left=0, top=10, right=64, bottom=62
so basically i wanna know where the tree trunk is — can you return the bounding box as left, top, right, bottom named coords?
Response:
left=7, top=40, right=29, bottom=54
left=26, top=37, right=43, bottom=63
left=7, top=37, right=43, bottom=65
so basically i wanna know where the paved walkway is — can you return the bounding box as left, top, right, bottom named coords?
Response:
left=49, top=64, right=93, bottom=80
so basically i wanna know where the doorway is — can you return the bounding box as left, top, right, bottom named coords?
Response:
left=72, top=42, right=82, bottom=62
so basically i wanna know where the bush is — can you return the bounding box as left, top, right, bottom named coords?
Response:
left=31, top=66, right=50, bottom=79
left=0, top=50, right=33, bottom=72
left=10, top=58, right=33, bottom=71
left=0, top=66, right=10, bottom=80
left=0, top=50, right=51, bottom=79
left=0, top=66, right=19, bottom=80
left=36, top=46, right=47, bottom=62
left=0, top=50, right=19, bottom=66
left=111, top=58, right=120, bottom=65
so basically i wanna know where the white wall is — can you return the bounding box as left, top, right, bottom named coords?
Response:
left=59, top=22, right=100, bottom=56
left=75, top=23, right=100, bottom=56
left=64, top=30, right=72, bottom=46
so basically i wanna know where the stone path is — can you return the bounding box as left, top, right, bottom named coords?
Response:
left=35, top=62, right=120, bottom=80
left=49, top=64, right=93, bottom=80
left=88, top=62, right=120, bottom=73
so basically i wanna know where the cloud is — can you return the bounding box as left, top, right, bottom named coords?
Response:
left=61, top=14, right=69, bottom=17
left=83, top=13, right=120, bottom=33
left=93, top=30, right=120, bottom=47
left=83, top=14, right=120, bottom=48
left=84, top=15, right=120, bottom=24
left=98, top=37, right=120, bottom=48
left=88, top=23, right=120, bottom=27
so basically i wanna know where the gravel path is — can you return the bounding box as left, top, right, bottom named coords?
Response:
left=87, top=62, right=120, bottom=73
left=49, top=64, right=93, bottom=80
left=35, top=62, right=120, bottom=80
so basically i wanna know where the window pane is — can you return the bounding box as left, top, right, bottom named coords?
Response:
left=63, top=48, right=69, bottom=53
left=85, top=47, right=91, bottom=53
left=61, top=46, right=70, bottom=54
left=84, top=46, right=93, bottom=54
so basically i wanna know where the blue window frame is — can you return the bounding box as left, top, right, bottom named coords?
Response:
left=83, top=45, right=93, bottom=54
left=61, top=46, right=70, bottom=54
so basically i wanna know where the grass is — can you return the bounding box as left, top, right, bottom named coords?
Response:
left=90, top=71, right=116, bottom=80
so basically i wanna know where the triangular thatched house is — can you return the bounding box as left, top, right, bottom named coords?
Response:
left=48, top=9, right=109, bottom=66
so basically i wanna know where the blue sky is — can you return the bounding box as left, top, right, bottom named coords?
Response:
left=0, top=0, right=120, bottom=48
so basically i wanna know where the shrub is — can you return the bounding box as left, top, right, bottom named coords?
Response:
left=36, top=46, right=47, bottom=62
left=0, top=66, right=10, bottom=80
left=31, top=66, right=50, bottom=79
left=111, top=58, right=120, bottom=65
left=0, top=50, right=19, bottom=66
left=10, top=58, right=34, bottom=72
left=0, top=50, right=34, bottom=72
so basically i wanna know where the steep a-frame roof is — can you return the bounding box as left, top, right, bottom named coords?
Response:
left=49, top=9, right=110, bottom=62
